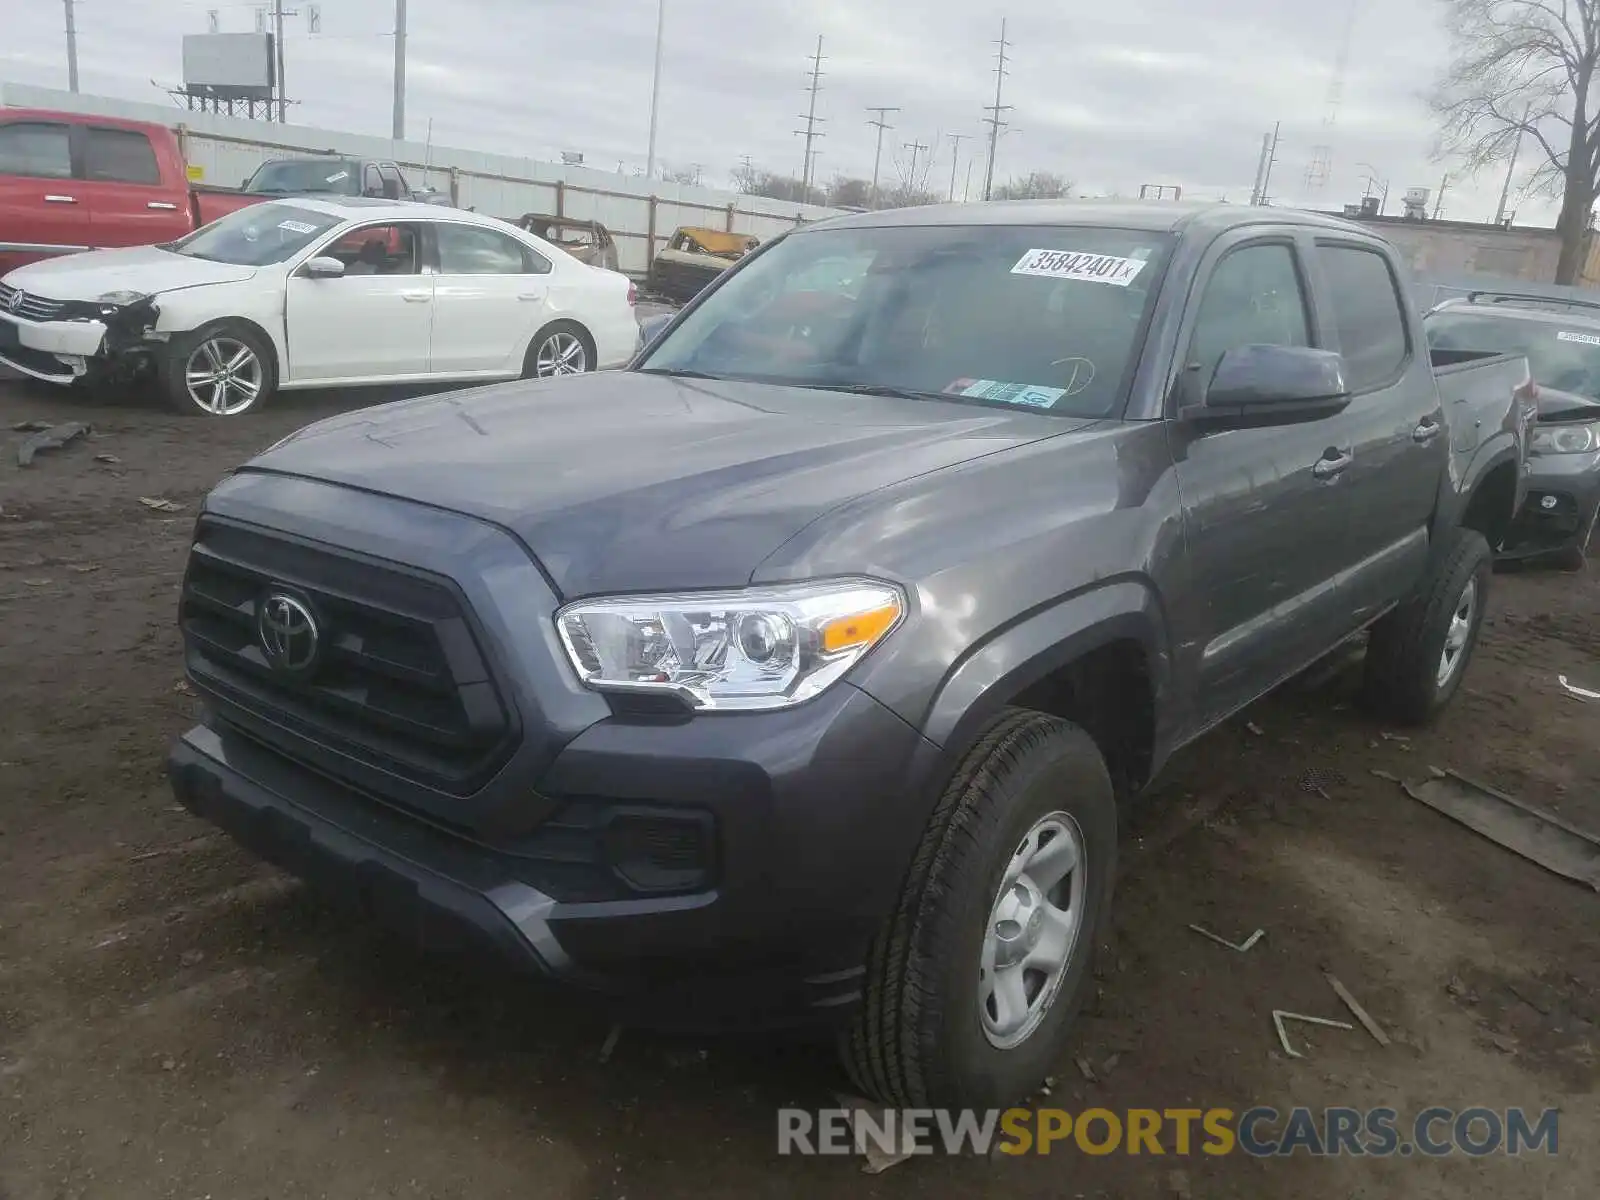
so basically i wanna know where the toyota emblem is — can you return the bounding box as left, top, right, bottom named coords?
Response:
left=257, top=592, right=320, bottom=673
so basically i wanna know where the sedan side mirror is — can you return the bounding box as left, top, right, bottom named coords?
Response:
left=1189, top=344, right=1351, bottom=426
left=303, top=256, right=346, bottom=279
left=638, top=312, right=675, bottom=349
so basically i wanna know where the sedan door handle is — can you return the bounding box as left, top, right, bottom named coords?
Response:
left=1313, top=449, right=1354, bottom=480
left=1413, top=419, right=1442, bottom=443
left=400, top=291, right=432, bottom=303
left=517, top=292, right=546, bottom=302
left=146, top=201, right=180, bottom=210
left=44, top=194, right=77, bottom=204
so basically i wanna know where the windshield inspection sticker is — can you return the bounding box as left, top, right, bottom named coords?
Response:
left=1011, top=248, right=1146, bottom=286
left=277, top=219, right=319, bottom=234
left=946, top=378, right=1067, bottom=408
left=1557, top=330, right=1600, bottom=346
left=325, top=170, right=350, bottom=184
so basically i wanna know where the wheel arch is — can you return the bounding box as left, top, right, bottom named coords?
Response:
left=1457, top=447, right=1522, bottom=552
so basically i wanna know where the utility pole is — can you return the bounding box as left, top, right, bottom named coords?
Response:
left=903, top=139, right=929, bottom=192
left=63, top=0, right=79, bottom=93
left=646, top=0, right=665, bottom=180
left=981, top=17, right=1014, bottom=201
left=1250, top=132, right=1271, bottom=206
left=946, top=132, right=971, bottom=201
left=1257, top=121, right=1282, bottom=206
left=273, top=0, right=288, bottom=121
left=866, top=106, right=898, bottom=209
left=1494, top=104, right=1531, bottom=226
left=1433, top=171, right=1449, bottom=219
left=392, top=0, right=408, bottom=140
left=796, top=35, right=826, bottom=194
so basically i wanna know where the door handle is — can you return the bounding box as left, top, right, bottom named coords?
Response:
left=517, top=292, right=546, bottom=302
left=400, top=291, right=432, bottom=302
left=1412, top=419, right=1442, bottom=443
left=147, top=201, right=180, bottom=210
left=44, top=194, right=77, bottom=204
left=1313, top=449, right=1354, bottom=480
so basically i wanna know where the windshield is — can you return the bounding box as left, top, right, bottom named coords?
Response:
left=1426, top=310, right=1600, bottom=399
left=169, top=203, right=343, bottom=266
left=246, top=159, right=362, bottom=195
left=638, top=223, right=1172, bottom=417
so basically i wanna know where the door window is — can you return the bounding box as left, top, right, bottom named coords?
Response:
left=84, top=128, right=161, bottom=184
left=435, top=223, right=549, bottom=274
left=1189, top=243, right=1312, bottom=379
left=1316, top=244, right=1410, bottom=391
left=324, top=224, right=421, bottom=275
left=0, top=122, right=73, bottom=179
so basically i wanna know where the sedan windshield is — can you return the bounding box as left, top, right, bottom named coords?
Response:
left=247, top=159, right=362, bottom=195
left=638, top=223, right=1173, bottom=417
left=169, top=203, right=343, bottom=267
left=1426, top=310, right=1600, bottom=398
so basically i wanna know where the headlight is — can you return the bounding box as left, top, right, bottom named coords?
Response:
left=95, top=290, right=147, bottom=306
left=1530, top=420, right=1600, bottom=455
left=555, top=579, right=905, bottom=711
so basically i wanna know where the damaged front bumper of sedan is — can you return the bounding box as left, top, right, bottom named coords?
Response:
left=0, top=287, right=164, bottom=386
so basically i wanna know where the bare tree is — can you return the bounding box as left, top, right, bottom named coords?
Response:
left=730, top=166, right=825, bottom=206
left=826, top=176, right=874, bottom=208
left=659, top=165, right=702, bottom=187
left=1431, top=0, right=1600, bottom=282
left=990, top=171, right=1074, bottom=201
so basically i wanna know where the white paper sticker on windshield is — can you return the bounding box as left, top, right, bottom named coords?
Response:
left=1557, top=330, right=1600, bottom=346
left=946, top=378, right=1067, bottom=408
left=277, top=219, right=319, bottom=234
left=1011, top=249, right=1145, bottom=286
left=325, top=170, right=350, bottom=183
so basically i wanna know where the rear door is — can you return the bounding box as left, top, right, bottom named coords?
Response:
left=0, top=119, right=87, bottom=273
left=284, top=221, right=434, bottom=381
left=79, top=125, right=192, bottom=249
left=428, top=221, right=553, bottom=375
left=1309, top=239, right=1444, bottom=625
left=1167, top=231, right=1356, bottom=723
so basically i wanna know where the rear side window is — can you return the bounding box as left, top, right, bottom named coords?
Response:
left=85, top=128, right=161, bottom=184
left=435, top=223, right=549, bottom=275
left=0, top=122, right=73, bottom=179
left=1317, top=244, right=1410, bottom=390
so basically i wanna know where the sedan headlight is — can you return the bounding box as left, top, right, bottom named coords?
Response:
left=556, top=579, right=905, bottom=711
left=95, top=290, right=148, bottom=306
left=1530, top=420, right=1600, bottom=455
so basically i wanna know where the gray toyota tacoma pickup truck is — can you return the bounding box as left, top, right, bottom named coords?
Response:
left=168, top=202, right=1532, bottom=1109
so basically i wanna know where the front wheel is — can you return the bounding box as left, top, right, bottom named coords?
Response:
left=523, top=321, right=594, bottom=379
left=160, top=322, right=277, bottom=417
left=841, top=709, right=1117, bottom=1108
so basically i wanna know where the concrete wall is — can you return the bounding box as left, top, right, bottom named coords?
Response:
left=0, top=81, right=843, bottom=276
left=1375, top=219, right=1566, bottom=284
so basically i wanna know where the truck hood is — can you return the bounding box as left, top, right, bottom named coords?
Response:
left=245, top=372, right=1092, bottom=598
left=1535, top=385, right=1600, bottom=422
left=1, top=245, right=257, bottom=299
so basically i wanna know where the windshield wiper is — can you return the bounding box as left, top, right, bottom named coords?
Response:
left=804, top=382, right=955, bottom=402
left=635, top=367, right=724, bottom=380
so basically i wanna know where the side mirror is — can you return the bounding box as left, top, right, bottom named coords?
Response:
left=638, top=312, right=675, bottom=349
left=1189, top=344, right=1351, bottom=426
left=303, top=256, right=346, bottom=279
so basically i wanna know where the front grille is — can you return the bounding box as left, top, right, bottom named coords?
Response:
left=0, top=283, right=66, bottom=322
left=180, top=518, right=515, bottom=793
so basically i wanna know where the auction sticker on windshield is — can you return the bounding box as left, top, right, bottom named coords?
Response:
left=277, top=219, right=320, bottom=234
left=1556, top=330, right=1600, bottom=346
left=945, top=378, right=1067, bottom=408
left=1011, top=249, right=1146, bottom=287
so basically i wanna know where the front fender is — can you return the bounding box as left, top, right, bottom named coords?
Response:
left=915, top=578, right=1171, bottom=763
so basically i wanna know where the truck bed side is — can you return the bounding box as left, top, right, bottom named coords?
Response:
left=1431, top=347, right=1534, bottom=529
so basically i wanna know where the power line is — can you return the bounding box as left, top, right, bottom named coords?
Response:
left=946, top=132, right=971, bottom=201
left=795, top=35, right=827, bottom=192
left=866, top=105, right=899, bottom=209
left=981, top=17, right=1013, bottom=202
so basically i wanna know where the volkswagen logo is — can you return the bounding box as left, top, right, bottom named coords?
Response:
left=5, top=289, right=20, bottom=314
left=257, top=592, right=320, bottom=674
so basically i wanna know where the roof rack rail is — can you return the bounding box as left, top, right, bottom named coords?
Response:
left=1464, top=290, right=1600, bottom=313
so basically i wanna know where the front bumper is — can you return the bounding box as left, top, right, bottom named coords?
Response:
left=1502, top=449, right=1600, bottom=557
left=0, top=310, right=105, bottom=383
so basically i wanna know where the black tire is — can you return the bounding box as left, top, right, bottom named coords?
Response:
left=841, top=709, right=1117, bottom=1108
left=521, top=320, right=596, bottom=379
left=1362, top=525, right=1493, bottom=725
left=159, top=320, right=277, bottom=417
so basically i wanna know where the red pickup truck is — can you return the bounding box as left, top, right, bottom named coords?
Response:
left=0, top=109, right=265, bottom=277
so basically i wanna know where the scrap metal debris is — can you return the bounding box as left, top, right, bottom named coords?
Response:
left=1245, top=722, right=1264, bottom=736
left=1074, top=1055, right=1097, bottom=1082
left=138, top=497, right=183, bottom=513
left=1558, top=675, right=1600, bottom=702
left=1324, top=973, right=1391, bottom=1047
left=597, top=1024, right=622, bottom=1063
left=1272, top=1010, right=1354, bottom=1059
left=11, top=420, right=52, bottom=432
left=835, top=1092, right=917, bottom=1174
left=1189, top=924, right=1264, bottom=952
left=94, top=453, right=121, bottom=465
left=17, top=421, right=90, bottom=467
left=1403, top=769, right=1600, bottom=891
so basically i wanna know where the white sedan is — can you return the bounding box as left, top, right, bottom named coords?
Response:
left=0, top=197, right=641, bottom=416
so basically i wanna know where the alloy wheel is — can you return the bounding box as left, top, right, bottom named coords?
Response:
left=185, top=337, right=263, bottom=415
left=535, top=331, right=588, bottom=377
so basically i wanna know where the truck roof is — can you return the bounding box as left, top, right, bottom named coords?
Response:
left=0, top=107, right=171, bottom=134
left=809, top=199, right=1376, bottom=238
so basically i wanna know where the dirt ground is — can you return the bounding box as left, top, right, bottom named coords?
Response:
left=1, top=375, right=1597, bottom=1200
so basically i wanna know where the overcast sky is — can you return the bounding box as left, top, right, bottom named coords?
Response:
left=0, top=0, right=1557, bottom=224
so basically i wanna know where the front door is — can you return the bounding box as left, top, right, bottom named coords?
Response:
left=0, top=119, right=87, bottom=276
left=428, top=221, right=552, bottom=376
left=284, top=222, right=433, bottom=382
left=78, top=125, right=192, bottom=250
left=1167, top=235, right=1358, bottom=726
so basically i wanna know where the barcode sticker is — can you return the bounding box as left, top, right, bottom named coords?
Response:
left=278, top=219, right=319, bottom=234
left=946, top=378, right=1067, bottom=408
left=1557, top=330, right=1600, bottom=346
left=1011, top=249, right=1146, bottom=286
